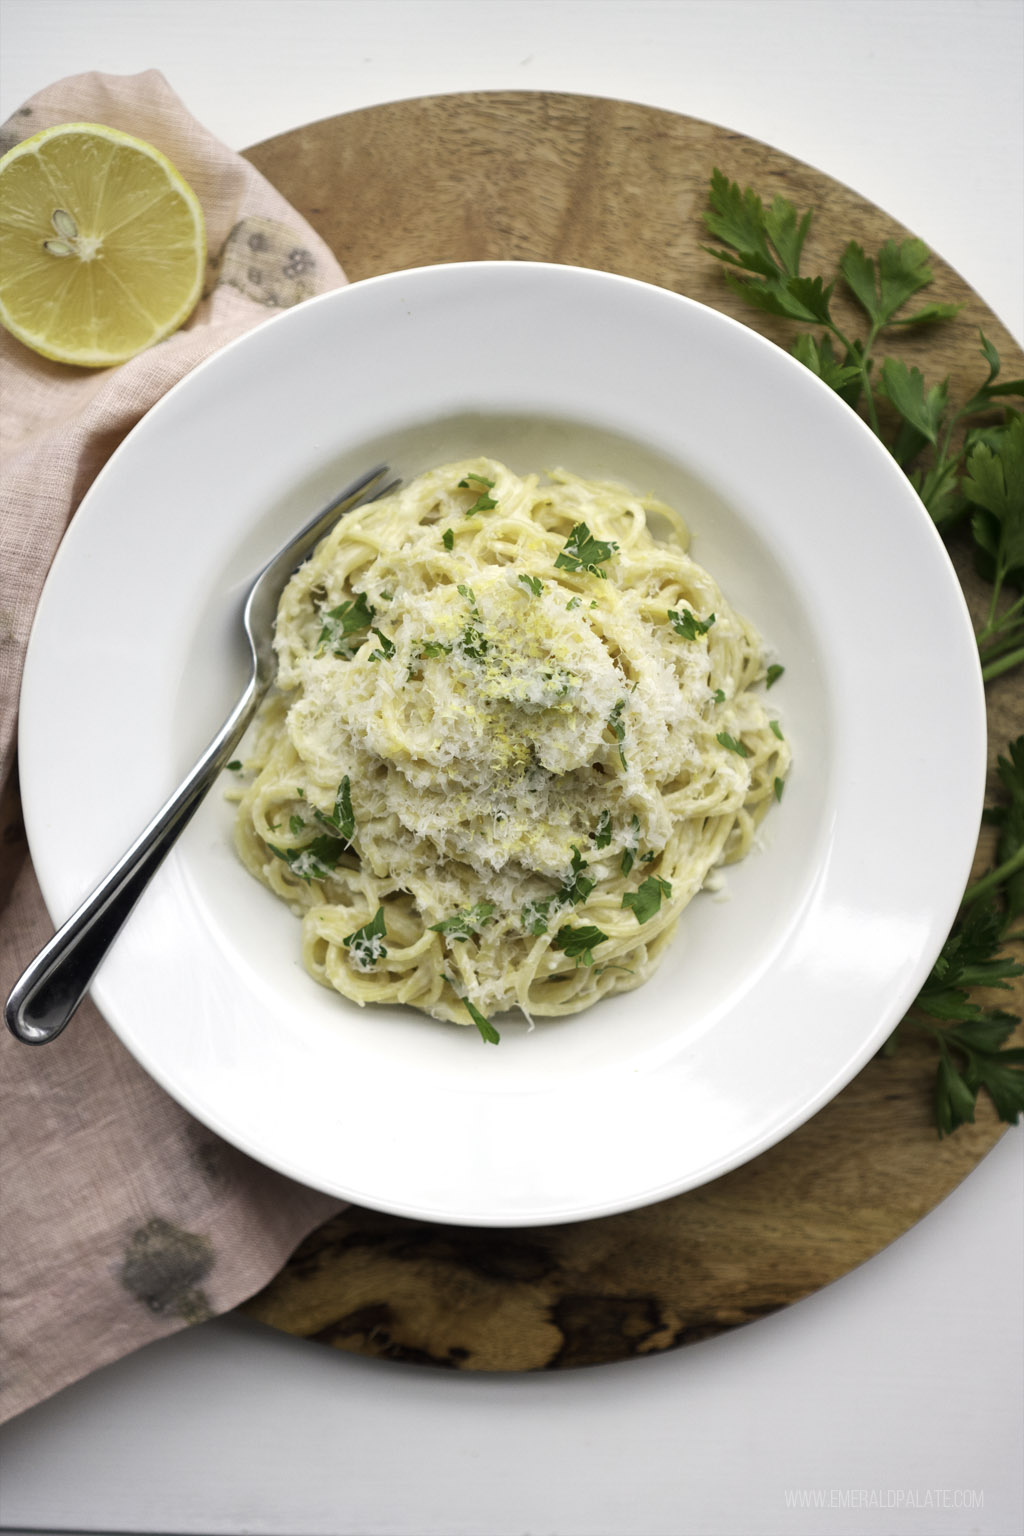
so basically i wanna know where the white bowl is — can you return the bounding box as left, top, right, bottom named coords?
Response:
left=19, top=262, right=985, bottom=1225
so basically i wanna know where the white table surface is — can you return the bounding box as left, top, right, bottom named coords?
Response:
left=1, top=4, right=1022, bottom=1534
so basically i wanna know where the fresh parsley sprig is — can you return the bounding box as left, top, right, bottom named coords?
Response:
left=967, top=412, right=1024, bottom=682
left=702, top=170, right=1024, bottom=1134
left=704, top=170, right=1024, bottom=577
left=963, top=737, right=1024, bottom=919
left=907, top=901, right=1024, bottom=1134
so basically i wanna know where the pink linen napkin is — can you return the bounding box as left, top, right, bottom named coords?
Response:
left=0, top=70, right=348, bottom=1423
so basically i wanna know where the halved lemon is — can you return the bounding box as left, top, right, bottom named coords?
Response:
left=0, top=121, right=205, bottom=367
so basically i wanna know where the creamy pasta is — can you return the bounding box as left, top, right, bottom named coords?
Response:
left=231, top=460, right=790, bottom=1039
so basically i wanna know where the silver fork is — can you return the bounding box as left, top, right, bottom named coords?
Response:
left=5, top=464, right=398, bottom=1046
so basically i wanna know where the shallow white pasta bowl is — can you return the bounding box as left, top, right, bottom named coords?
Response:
left=18, top=261, right=985, bottom=1225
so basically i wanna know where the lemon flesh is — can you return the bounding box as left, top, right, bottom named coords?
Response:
left=0, top=122, right=205, bottom=368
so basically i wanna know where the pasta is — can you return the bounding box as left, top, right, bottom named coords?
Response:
left=231, top=460, right=790, bottom=1038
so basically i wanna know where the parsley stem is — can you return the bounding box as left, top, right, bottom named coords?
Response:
left=977, top=590, right=1024, bottom=647
left=982, top=645, right=1024, bottom=683
left=962, top=841, right=1024, bottom=905
left=977, top=624, right=1024, bottom=664
left=829, top=319, right=880, bottom=434
left=983, top=564, right=1007, bottom=632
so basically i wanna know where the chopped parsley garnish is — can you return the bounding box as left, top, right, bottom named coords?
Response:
left=774, top=776, right=785, bottom=802
left=591, top=810, right=612, bottom=849
left=457, top=585, right=488, bottom=657
left=522, top=898, right=555, bottom=936
left=268, top=835, right=345, bottom=885
left=607, top=699, right=628, bottom=768
left=442, top=528, right=454, bottom=550
left=458, top=473, right=497, bottom=514
left=623, top=875, right=672, bottom=924
left=430, top=902, right=496, bottom=942
left=669, top=607, right=715, bottom=640
left=464, top=997, right=500, bottom=1044
left=342, top=907, right=388, bottom=970
left=269, top=776, right=354, bottom=882
left=770, top=719, right=784, bottom=740
left=226, top=759, right=242, bottom=772
left=312, top=775, right=355, bottom=842
left=460, top=624, right=489, bottom=661
left=520, top=849, right=594, bottom=935
left=518, top=573, right=544, bottom=596
left=416, top=639, right=453, bottom=659
left=562, top=846, right=595, bottom=906
left=368, top=628, right=395, bottom=662
left=552, top=924, right=609, bottom=967
left=566, top=596, right=582, bottom=611
left=766, top=663, right=785, bottom=688
left=712, top=688, right=726, bottom=704
left=317, top=592, right=375, bottom=656
left=620, top=814, right=641, bottom=875
left=554, top=522, right=618, bottom=578
left=640, top=850, right=656, bottom=863
left=717, top=731, right=751, bottom=757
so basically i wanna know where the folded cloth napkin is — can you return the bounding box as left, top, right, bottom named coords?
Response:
left=0, top=70, right=347, bottom=1424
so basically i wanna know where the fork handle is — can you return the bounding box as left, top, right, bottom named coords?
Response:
left=5, top=680, right=264, bottom=1045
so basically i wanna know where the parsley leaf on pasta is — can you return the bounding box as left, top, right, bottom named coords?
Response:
left=552, top=925, right=609, bottom=966
left=312, top=776, right=354, bottom=842
left=464, top=997, right=500, bottom=1044
left=620, top=815, right=641, bottom=875
left=607, top=700, right=628, bottom=768
left=622, top=875, right=672, bottom=924
left=591, top=810, right=612, bottom=849
left=555, top=522, right=618, bottom=577
left=343, top=907, right=388, bottom=970
left=369, top=628, right=396, bottom=662
left=430, top=903, right=496, bottom=942
left=561, top=847, right=595, bottom=906
left=268, top=835, right=345, bottom=885
left=317, top=592, right=375, bottom=656
left=669, top=607, right=715, bottom=640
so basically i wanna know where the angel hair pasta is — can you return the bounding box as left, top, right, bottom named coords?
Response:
left=232, top=460, right=790, bottom=1040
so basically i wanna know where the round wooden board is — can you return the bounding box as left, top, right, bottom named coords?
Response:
left=237, top=93, right=1024, bottom=1371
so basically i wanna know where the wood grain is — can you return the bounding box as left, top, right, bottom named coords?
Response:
left=237, top=93, right=1023, bottom=1372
